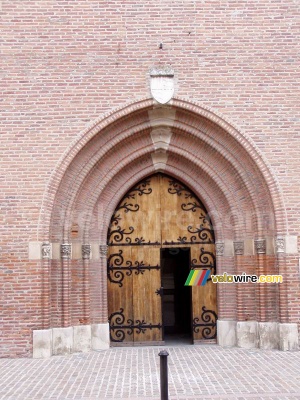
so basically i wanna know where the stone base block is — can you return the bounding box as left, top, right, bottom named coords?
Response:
left=258, top=322, right=279, bottom=350
left=279, top=323, right=299, bottom=351
left=237, top=321, right=258, bottom=349
left=33, top=329, right=52, bottom=358
left=74, top=325, right=91, bottom=353
left=52, top=327, right=73, bottom=355
left=92, top=323, right=110, bottom=350
left=217, top=320, right=237, bottom=347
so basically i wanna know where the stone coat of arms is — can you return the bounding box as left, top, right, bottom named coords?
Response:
left=150, top=67, right=174, bottom=104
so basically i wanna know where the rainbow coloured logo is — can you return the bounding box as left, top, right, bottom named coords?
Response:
left=184, top=269, right=210, bottom=286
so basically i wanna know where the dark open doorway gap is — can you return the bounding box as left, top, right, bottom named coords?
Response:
left=161, top=247, right=192, bottom=344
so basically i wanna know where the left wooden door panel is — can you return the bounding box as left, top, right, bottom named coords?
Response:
left=108, top=245, right=162, bottom=345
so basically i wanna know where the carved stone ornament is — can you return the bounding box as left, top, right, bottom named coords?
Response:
left=275, top=237, right=285, bottom=253
left=150, top=127, right=172, bottom=151
left=234, top=241, right=244, bottom=256
left=254, top=239, right=266, bottom=254
left=150, top=66, right=175, bottom=104
left=151, top=151, right=168, bottom=171
left=215, top=242, right=225, bottom=256
left=61, top=243, right=72, bottom=259
left=99, top=244, right=108, bottom=258
left=82, top=244, right=91, bottom=260
left=41, top=242, right=51, bottom=259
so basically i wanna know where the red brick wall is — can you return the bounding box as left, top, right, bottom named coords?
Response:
left=1, top=1, right=299, bottom=357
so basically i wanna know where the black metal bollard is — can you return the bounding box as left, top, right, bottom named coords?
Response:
left=158, top=350, right=169, bottom=400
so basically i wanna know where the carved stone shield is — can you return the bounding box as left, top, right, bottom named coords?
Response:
left=150, top=67, right=174, bottom=104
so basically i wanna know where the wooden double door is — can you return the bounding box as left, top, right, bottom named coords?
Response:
left=107, top=174, right=217, bottom=345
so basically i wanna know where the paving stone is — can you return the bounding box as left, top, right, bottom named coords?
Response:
left=0, top=345, right=300, bottom=399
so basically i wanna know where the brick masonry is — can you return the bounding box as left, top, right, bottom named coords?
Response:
left=0, top=1, right=299, bottom=357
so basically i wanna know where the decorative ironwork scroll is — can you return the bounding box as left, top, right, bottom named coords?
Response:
left=107, top=250, right=160, bottom=287
left=108, top=178, right=157, bottom=246
left=164, top=179, right=214, bottom=245
left=168, top=180, right=194, bottom=198
left=107, top=226, right=134, bottom=244
left=116, top=202, right=139, bottom=213
left=109, top=308, right=162, bottom=342
left=124, top=179, right=152, bottom=199
left=163, top=227, right=213, bottom=245
left=191, top=248, right=216, bottom=275
left=187, top=225, right=214, bottom=243
left=192, top=306, right=217, bottom=339
left=108, top=229, right=160, bottom=246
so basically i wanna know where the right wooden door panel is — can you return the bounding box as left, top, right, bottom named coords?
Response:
left=190, top=245, right=217, bottom=342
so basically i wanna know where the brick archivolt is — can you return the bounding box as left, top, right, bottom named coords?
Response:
left=30, top=98, right=295, bottom=331
left=46, top=98, right=285, bottom=246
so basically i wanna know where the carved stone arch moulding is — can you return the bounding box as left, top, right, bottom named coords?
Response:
left=42, top=97, right=287, bottom=243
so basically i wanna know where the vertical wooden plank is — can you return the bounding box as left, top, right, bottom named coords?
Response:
left=132, top=246, right=163, bottom=343
left=108, top=175, right=161, bottom=246
left=160, top=175, right=214, bottom=247
left=160, top=174, right=185, bottom=245
left=107, top=246, right=134, bottom=344
left=133, top=175, right=161, bottom=244
left=190, top=244, right=217, bottom=342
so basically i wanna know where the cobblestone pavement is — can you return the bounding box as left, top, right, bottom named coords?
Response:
left=0, top=345, right=300, bottom=399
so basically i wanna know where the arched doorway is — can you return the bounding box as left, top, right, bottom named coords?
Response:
left=107, top=173, right=217, bottom=345
left=37, top=98, right=295, bottom=358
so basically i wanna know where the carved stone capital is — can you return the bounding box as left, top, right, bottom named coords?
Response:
left=215, top=242, right=225, bottom=256
left=234, top=241, right=244, bottom=256
left=82, top=244, right=91, bottom=260
left=61, top=243, right=72, bottom=259
left=275, top=237, right=285, bottom=253
left=255, top=239, right=266, bottom=255
left=41, top=242, right=51, bottom=259
left=99, top=245, right=108, bottom=258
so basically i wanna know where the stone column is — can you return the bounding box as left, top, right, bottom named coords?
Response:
left=255, top=239, right=267, bottom=322
left=32, top=242, right=53, bottom=358
left=276, top=237, right=289, bottom=323
left=234, top=241, right=244, bottom=322
left=41, top=242, right=51, bottom=329
left=61, top=243, right=72, bottom=327
left=90, top=244, right=110, bottom=351
left=99, top=244, right=108, bottom=321
left=82, top=244, right=91, bottom=324
left=215, top=242, right=225, bottom=317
